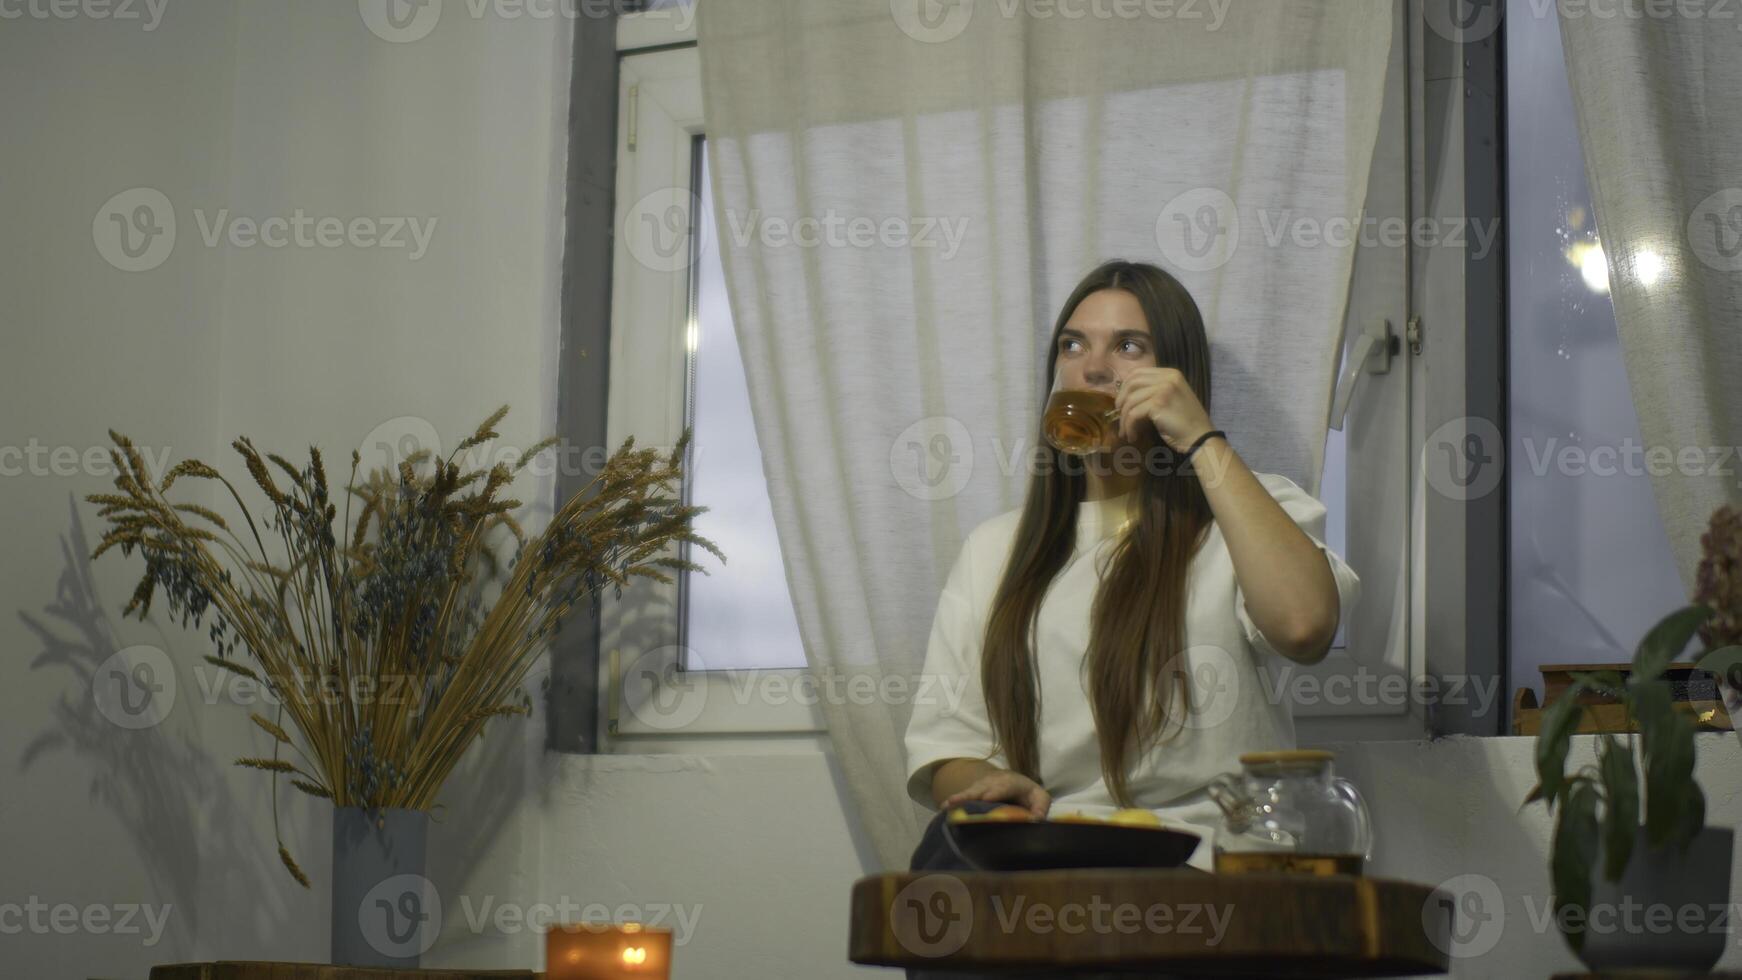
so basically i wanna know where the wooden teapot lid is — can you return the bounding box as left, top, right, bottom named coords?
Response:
left=1239, top=749, right=1334, bottom=765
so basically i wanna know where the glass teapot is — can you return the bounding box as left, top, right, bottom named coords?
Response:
left=1206, top=749, right=1373, bottom=876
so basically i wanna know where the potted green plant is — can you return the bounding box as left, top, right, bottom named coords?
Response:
left=86, top=406, right=722, bottom=967
left=1526, top=506, right=1742, bottom=970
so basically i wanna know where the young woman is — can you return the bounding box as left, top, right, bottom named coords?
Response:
left=903, top=259, right=1363, bottom=879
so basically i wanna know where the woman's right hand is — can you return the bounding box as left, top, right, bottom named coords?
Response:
left=940, top=768, right=1051, bottom=818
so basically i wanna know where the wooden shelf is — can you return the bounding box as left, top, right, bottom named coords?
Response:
left=149, top=965, right=538, bottom=980
left=1513, top=690, right=1732, bottom=736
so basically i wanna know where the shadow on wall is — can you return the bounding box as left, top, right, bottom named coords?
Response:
left=18, top=492, right=545, bottom=966
left=424, top=676, right=542, bottom=964
left=18, top=493, right=290, bottom=957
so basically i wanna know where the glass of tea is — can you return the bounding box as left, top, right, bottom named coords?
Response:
left=1043, top=386, right=1122, bottom=456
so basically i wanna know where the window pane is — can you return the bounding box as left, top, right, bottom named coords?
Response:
left=1504, top=0, right=1685, bottom=705
left=683, top=139, right=809, bottom=671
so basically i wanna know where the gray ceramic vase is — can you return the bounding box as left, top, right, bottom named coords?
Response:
left=330, top=806, right=434, bottom=968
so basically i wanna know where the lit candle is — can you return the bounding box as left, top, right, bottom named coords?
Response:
left=546, top=921, right=673, bottom=980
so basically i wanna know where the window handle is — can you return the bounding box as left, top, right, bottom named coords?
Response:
left=1328, top=318, right=1398, bottom=432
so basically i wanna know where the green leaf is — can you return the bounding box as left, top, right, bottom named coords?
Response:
left=1552, top=780, right=1600, bottom=953
left=1677, top=781, right=1707, bottom=854
left=1597, top=734, right=1637, bottom=882
left=1633, top=603, right=1713, bottom=684
left=1535, top=676, right=1593, bottom=810
left=1644, top=707, right=1698, bottom=849
left=1631, top=679, right=1674, bottom=761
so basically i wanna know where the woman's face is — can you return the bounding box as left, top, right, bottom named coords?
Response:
left=1053, top=288, right=1158, bottom=448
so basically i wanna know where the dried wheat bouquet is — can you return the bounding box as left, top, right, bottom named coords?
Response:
left=87, top=406, right=722, bottom=885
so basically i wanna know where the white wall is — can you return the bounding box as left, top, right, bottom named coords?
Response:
left=1, top=2, right=570, bottom=977
left=6, top=6, right=1742, bottom=980
left=2, top=5, right=297, bottom=978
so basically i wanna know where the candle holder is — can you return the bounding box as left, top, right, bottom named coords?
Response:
left=546, top=921, right=673, bottom=979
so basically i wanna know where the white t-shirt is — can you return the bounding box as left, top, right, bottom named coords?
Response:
left=902, top=471, right=1362, bottom=871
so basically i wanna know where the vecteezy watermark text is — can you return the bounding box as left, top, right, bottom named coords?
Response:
left=359, top=0, right=689, bottom=43
left=457, top=897, right=702, bottom=945
left=93, top=188, right=437, bottom=272
left=0, top=0, right=167, bottom=29
left=890, top=875, right=1235, bottom=959
left=0, top=898, right=172, bottom=946
left=891, top=0, right=1234, bottom=44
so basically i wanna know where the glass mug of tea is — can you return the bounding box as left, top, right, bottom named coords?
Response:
left=1043, top=380, right=1123, bottom=456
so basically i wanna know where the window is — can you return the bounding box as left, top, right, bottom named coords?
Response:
left=683, top=139, right=809, bottom=673
left=602, top=3, right=1420, bottom=741
left=1284, top=0, right=1416, bottom=742
left=1503, top=0, right=1686, bottom=714
left=602, top=32, right=826, bottom=737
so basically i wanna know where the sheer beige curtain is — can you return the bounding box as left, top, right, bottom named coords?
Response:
left=696, top=0, right=1394, bottom=869
left=1559, top=8, right=1742, bottom=592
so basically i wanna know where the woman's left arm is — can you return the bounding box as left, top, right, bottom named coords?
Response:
left=1116, top=368, right=1340, bottom=664
left=1190, top=439, right=1339, bottom=663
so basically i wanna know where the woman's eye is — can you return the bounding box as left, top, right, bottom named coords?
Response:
left=1059, top=337, right=1143, bottom=354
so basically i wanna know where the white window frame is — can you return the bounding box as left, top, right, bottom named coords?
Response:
left=603, top=2, right=1435, bottom=744
left=603, top=26, right=825, bottom=740
left=1290, top=0, right=1427, bottom=744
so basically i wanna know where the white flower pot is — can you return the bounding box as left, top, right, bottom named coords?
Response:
left=1574, top=825, right=1733, bottom=971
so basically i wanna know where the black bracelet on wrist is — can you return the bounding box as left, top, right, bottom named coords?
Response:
left=1180, top=429, right=1226, bottom=466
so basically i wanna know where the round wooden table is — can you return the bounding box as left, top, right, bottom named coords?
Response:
left=849, top=869, right=1454, bottom=976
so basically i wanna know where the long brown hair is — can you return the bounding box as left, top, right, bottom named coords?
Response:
left=981, top=259, right=1216, bottom=807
